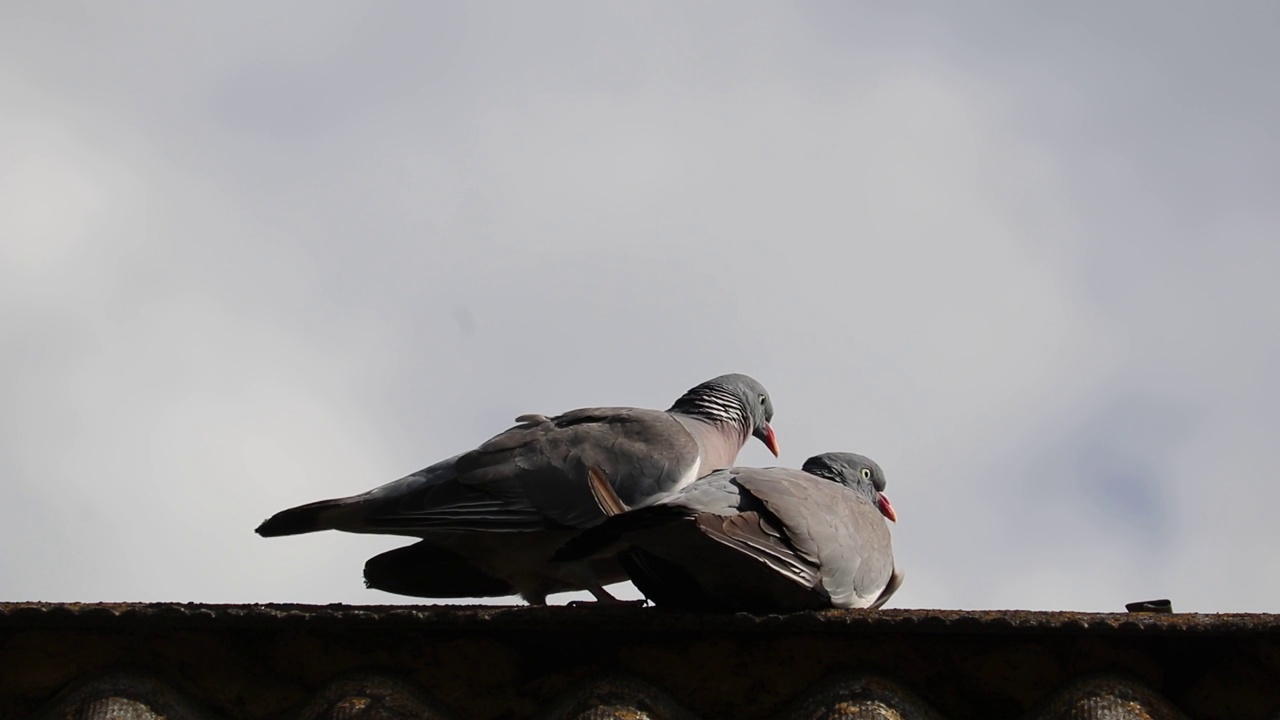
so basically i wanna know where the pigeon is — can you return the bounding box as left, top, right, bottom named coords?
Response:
left=255, top=373, right=779, bottom=605
left=555, top=452, right=900, bottom=612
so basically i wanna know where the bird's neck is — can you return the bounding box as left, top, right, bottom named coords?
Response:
left=668, top=387, right=749, bottom=432
left=671, top=413, right=748, bottom=472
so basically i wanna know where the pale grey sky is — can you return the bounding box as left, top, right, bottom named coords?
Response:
left=2, top=2, right=1277, bottom=611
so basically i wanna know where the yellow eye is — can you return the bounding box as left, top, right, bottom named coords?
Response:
left=860, top=468, right=872, bottom=480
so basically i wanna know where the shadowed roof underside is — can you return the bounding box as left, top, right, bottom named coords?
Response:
left=2, top=603, right=1278, bottom=719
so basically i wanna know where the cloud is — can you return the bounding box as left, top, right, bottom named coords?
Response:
left=2, top=2, right=1276, bottom=611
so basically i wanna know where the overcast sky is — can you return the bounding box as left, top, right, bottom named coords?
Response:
left=2, top=2, right=1277, bottom=612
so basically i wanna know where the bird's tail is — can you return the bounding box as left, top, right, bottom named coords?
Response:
left=255, top=496, right=365, bottom=537
left=255, top=460, right=460, bottom=538
left=869, top=568, right=905, bottom=610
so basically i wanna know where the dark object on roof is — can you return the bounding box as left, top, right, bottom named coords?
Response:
left=3, top=603, right=1280, bottom=720
left=1126, top=598, right=1174, bottom=613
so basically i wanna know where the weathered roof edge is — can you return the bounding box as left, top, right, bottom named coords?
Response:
left=2, top=602, right=1277, bottom=635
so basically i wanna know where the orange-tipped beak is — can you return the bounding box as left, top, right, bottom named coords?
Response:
left=877, top=493, right=897, bottom=523
left=754, top=422, right=780, bottom=457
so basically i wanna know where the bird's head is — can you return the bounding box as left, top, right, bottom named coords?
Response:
left=669, top=373, right=779, bottom=457
left=802, top=452, right=896, bottom=522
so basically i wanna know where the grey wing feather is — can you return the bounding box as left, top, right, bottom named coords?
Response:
left=347, top=444, right=549, bottom=533
left=553, top=470, right=749, bottom=563
left=258, top=452, right=546, bottom=536
left=652, top=470, right=748, bottom=514
left=361, top=479, right=548, bottom=532
left=587, top=467, right=630, bottom=517
left=734, top=469, right=894, bottom=608
left=454, top=407, right=701, bottom=528
left=694, top=512, right=818, bottom=584
left=358, top=407, right=700, bottom=532
left=659, top=468, right=822, bottom=587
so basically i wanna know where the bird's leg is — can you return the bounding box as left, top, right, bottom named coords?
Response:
left=519, top=590, right=550, bottom=606
left=567, top=584, right=648, bottom=607
left=558, top=556, right=648, bottom=607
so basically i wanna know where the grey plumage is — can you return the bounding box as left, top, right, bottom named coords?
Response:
left=255, top=373, right=779, bottom=605
left=555, top=452, right=900, bottom=612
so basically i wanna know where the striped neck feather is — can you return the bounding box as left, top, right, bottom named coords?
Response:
left=668, top=384, right=750, bottom=435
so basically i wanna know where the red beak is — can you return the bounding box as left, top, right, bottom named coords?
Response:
left=754, top=422, right=780, bottom=457
left=877, top=493, right=897, bottom=523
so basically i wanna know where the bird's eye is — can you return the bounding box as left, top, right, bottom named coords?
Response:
left=758, top=395, right=767, bottom=406
left=860, top=468, right=872, bottom=480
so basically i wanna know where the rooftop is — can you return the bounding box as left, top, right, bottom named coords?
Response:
left=4, top=603, right=1279, bottom=719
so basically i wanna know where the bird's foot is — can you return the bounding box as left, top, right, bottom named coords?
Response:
left=566, top=584, right=648, bottom=607
left=567, top=597, right=648, bottom=607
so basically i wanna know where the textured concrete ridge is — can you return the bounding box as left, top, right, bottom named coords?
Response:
left=3, top=601, right=1278, bottom=634
left=2, top=603, right=1278, bottom=719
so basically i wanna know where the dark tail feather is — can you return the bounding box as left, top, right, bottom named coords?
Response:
left=620, top=548, right=714, bottom=611
left=255, top=498, right=354, bottom=537
left=363, top=541, right=515, bottom=598
left=553, top=505, right=689, bottom=563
